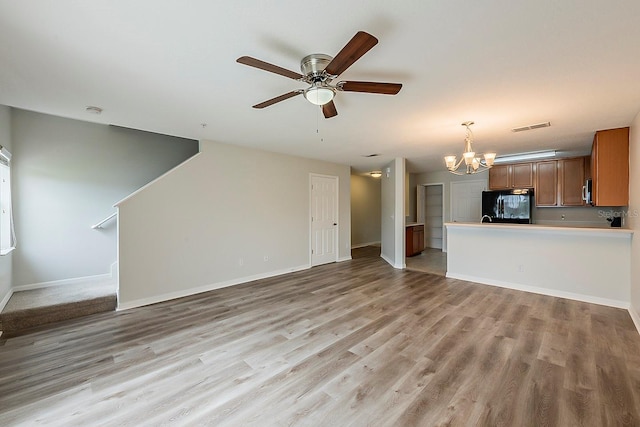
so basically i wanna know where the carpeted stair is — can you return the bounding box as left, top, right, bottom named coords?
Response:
left=0, top=281, right=117, bottom=337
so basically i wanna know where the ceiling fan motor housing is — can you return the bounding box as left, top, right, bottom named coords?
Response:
left=300, top=54, right=333, bottom=81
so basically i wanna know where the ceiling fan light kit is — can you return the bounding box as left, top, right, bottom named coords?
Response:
left=237, top=31, right=402, bottom=118
left=304, top=84, right=335, bottom=106
left=445, top=121, right=497, bottom=175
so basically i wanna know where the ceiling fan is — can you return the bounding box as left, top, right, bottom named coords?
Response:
left=237, top=31, right=402, bottom=119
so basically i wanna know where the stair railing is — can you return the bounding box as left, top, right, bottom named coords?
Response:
left=92, top=212, right=117, bottom=229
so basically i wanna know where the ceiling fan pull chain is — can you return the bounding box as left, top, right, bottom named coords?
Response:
left=316, top=107, right=324, bottom=142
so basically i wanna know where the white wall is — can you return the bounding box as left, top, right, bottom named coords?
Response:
left=629, top=110, right=640, bottom=331
left=350, top=173, right=381, bottom=247
left=11, top=109, right=198, bottom=286
left=116, top=139, right=351, bottom=309
left=447, top=223, right=632, bottom=307
left=0, top=105, right=12, bottom=309
left=380, top=158, right=405, bottom=268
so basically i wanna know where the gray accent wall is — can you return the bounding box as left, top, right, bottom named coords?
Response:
left=350, top=173, right=381, bottom=247
left=0, top=105, right=12, bottom=305
left=11, top=109, right=199, bottom=286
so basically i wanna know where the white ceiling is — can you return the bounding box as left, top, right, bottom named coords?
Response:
left=1, top=1, right=640, bottom=173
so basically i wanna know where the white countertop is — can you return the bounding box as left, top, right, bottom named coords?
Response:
left=445, top=222, right=633, bottom=238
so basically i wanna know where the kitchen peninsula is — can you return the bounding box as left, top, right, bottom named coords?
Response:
left=445, top=222, right=633, bottom=308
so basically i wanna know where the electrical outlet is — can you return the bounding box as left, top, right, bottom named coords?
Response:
left=263, top=256, right=269, bottom=262
left=517, top=264, right=525, bottom=273
left=238, top=258, right=244, bottom=266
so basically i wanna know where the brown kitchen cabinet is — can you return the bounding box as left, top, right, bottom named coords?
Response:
left=535, top=160, right=558, bottom=206
left=535, top=157, right=587, bottom=207
left=489, top=162, right=533, bottom=190
left=405, top=224, right=424, bottom=257
left=488, top=165, right=510, bottom=189
left=559, top=157, right=585, bottom=206
left=591, top=127, right=629, bottom=206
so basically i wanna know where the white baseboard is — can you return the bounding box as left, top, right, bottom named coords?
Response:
left=629, top=305, right=640, bottom=336
left=380, top=253, right=393, bottom=267
left=337, top=256, right=352, bottom=262
left=117, top=264, right=310, bottom=311
left=0, top=288, right=13, bottom=312
left=446, top=272, right=629, bottom=310
left=351, top=241, right=381, bottom=249
left=380, top=253, right=404, bottom=270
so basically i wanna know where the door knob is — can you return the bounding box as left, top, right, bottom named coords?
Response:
left=333, top=223, right=337, bottom=226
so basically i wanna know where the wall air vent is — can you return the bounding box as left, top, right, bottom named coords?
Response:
left=511, top=121, right=551, bottom=132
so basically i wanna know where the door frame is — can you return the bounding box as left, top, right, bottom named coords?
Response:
left=309, top=173, right=339, bottom=267
left=416, top=182, right=445, bottom=251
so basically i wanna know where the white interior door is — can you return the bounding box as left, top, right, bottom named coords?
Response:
left=451, top=180, right=487, bottom=223
left=311, top=175, right=338, bottom=266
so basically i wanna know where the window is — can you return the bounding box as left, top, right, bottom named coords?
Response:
left=0, top=145, right=14, bottom=255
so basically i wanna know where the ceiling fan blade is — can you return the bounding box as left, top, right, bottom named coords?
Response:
left=322, top=100, right=338, bottom=119
left=237, top=56, right=304, bottom=80
left=324, top=31, right=378, bottom=76
left=338, top=81, right=402, bottom=95
left=252, top=91, right=302, bottom=109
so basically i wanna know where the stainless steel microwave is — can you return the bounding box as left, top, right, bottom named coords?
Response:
left=582, top=179, right=592, bottom=205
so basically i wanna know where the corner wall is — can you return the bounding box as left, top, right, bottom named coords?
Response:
left=116, top=139, right=351, bottom=309
left=629, top=110, right=640, bottom=332
left=10, top=109, right=199, bottom=287
left=380, top=158, right=405, bottom=268
left=0, top=105, right=12, bottom=310
left=350, top=173, right=381, bottom=247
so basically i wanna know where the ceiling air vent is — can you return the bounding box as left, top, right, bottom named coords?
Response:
left=362, top=153, right=381, bottom=157
left=511, top=121, right=551, bottom=132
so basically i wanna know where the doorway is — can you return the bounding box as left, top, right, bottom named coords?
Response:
left=310, top=174, right=338, bottom=266
left=410, top=183, right=446, bottom=276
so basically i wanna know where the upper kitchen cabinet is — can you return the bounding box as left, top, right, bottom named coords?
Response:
left=535, top=157, right=587, bottom=207
left=488, top=162, right=533, bottom=190
left=535, top=160, right=558, bottom=206
left=559, top=157, right=585, bottom=206
left=591, top=127, right=629, bottom=206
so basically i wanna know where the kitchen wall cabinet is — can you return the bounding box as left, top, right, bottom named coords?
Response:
left=559, top=157, right=585, bottom=206
left=535, top=160, right=558, bottom=206
left=535, top=157, right=587, bottom=207
left=488, top=162, right=533, bottom=190
left=591, top=127, right=629, bottom=206
left=488, top=165, right=509, bottom=189
left=405, top=224, right=424, bottom=257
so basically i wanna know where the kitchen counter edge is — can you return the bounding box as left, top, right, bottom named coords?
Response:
left=445, top=222, right=633, bottom=238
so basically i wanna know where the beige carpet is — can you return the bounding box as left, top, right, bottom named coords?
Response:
left=1, top=281, right=117, bottom=337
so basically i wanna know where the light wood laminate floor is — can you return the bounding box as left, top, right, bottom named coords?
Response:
left=1, top=247, right=640, bottom=426
left=405, top=247, right=447, bottom=276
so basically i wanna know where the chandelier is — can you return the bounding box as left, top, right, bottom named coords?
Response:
left=444, top=121, right=496, bottom=175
